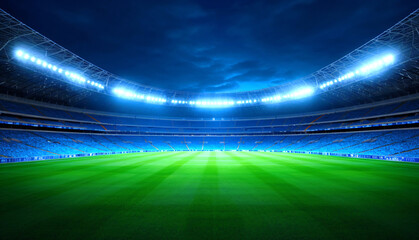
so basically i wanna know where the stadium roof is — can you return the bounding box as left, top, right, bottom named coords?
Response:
left=0, top=8, right=418, bottom=114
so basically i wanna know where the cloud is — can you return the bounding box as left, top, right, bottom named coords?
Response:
left=202, top=82, right=240, bottom=92
left=2, top=0, right=418, bottom=93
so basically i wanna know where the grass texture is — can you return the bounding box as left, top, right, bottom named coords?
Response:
left=0, top=152, right=418, bottom=239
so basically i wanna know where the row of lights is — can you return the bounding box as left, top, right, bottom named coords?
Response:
left=192, top=100, right=235, bottom=106
left=261, top=87, right=314, bottom=103
left=114, top=86, right=313, bottom=107
left=319, top=54, right=395, bottom=89
left=165, top=88, right=314, bottom=107
left=172, top=99, right=236, bottom=106
left=15, top=50, right=105, bottom=89
left=113, top=88, right=167, bottom=103
left=237, top=99, right=257, bottom=104
left=14, top=48, right=397, bottom=108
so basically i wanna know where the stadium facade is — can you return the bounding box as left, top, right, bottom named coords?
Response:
left=0, top=8, right=418, bottom=163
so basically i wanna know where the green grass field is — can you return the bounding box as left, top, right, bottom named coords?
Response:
left=0, top=152, right=418, bottom=240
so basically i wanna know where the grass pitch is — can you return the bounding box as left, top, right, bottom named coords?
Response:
left=0, top=152, right=418, bottom=239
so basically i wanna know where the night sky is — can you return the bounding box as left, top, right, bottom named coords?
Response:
left=2, top=0, right=417, bottom=93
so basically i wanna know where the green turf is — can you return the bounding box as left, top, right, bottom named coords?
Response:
left=0, top=152, right=419, bottom=239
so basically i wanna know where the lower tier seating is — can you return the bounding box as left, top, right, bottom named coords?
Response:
left=0, top=129, right=418, bottom=158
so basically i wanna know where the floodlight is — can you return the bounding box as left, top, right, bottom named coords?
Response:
left=383, top=54, right=394, bottom=64
left=16, top=50, right=23, bottom=57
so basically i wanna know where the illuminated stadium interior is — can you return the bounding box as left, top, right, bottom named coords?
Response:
left=0, top=3, right=418, bottom=240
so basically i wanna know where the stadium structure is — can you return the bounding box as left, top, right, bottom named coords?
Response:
left=0, top=7, right=419, bottom=240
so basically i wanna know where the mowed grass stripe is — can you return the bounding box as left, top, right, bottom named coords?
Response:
left=245, top=152, right=364, bottom=190
left=249, top=151, right=419, bottom=206
left=0, top=152, right=176, bottom=237
left=270, top=152, right=419, bottom=185
left=0, top=152, right=169, bottom=186
left=186, top=152, right=245, bottom=239
left=226, top=152, right=338, bottom=239
left=279, top=152, right=418, bottom=170
left=89, top=152, right=200, bottom=239
left=239, top=152, right=419, bottom=238
left=0, top=152, right=174, bottom=200
left=27, top=152, right=199, bottom=240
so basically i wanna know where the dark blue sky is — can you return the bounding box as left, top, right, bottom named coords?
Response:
left=2, top=0, right=417, bottom=92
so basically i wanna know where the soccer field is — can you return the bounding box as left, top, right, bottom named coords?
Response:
left=0, top=152, right=418, bottom=239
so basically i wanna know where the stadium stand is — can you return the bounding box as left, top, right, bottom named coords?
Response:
left=1, top=98, right=419, bottom=128
left=1, top=127, right=418, bottom=159
left=1, top=93, right=418, bottom=163
left=0, top=8, right=418, bottom=163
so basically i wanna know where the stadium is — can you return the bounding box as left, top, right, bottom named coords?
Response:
left=0, top=2, right=419, bottom=239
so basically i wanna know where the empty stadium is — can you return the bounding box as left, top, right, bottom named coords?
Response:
left=0, top=3, right=419, bottom=240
